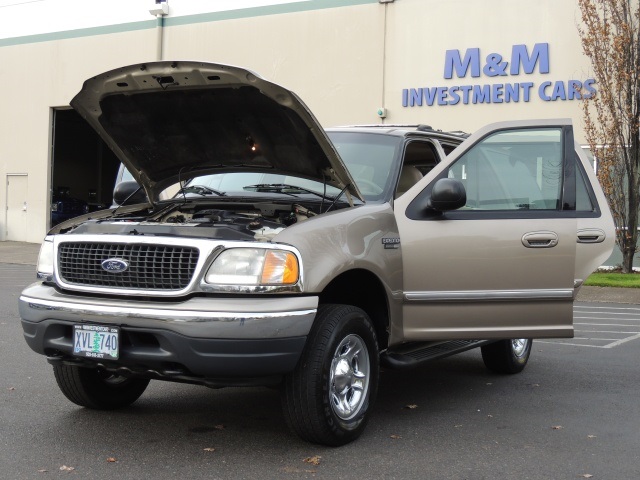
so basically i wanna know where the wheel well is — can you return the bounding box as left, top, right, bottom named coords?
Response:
left=318, top=269, right=389, bottom=348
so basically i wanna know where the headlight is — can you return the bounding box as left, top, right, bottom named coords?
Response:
left=37, top=236, right=54, bottom=279
left=205, top=248, right=299, bottom=286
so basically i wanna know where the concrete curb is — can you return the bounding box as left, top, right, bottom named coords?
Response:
left=576, top=285, right=640, bottom=305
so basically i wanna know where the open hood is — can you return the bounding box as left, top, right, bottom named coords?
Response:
left=71, top=61, right=363, bottom=203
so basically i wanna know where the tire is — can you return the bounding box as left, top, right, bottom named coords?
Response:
left=53, top=364, right=150, bottom=410
left=282, top=304, right=379, bottom=446
left=481, top=339, right=532, bottom=374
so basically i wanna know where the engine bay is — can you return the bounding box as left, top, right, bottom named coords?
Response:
left=66, top=200, right=326, bottom=241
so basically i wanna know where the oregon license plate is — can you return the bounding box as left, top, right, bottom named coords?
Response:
left=73, top=324, right=119, bottom=360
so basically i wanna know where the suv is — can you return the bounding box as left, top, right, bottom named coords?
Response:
left=50, top=187, right=89, bottom=226
left=19, top=61, right=614, bottom=446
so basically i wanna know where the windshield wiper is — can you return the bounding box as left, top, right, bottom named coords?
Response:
left=243, top=183, right=334, bottom=200
left=177, top=185, right=226, bottom=197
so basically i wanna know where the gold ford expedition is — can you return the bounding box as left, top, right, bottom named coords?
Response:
left=19, top=61, right=614, bottom=446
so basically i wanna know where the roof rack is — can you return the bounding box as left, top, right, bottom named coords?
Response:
left=329, top=124, right=469, bottom=138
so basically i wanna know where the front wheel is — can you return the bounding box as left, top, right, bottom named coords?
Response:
left=281, top=304, right=379, bottom=446
left=481, top=339, right=532, bottom=374
left=53, top=364, right=150, bottom=410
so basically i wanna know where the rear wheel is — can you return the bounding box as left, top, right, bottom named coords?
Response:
left=481, top=339, right=532, bottom=374
left=53, top=364, right=150, bottom=409
left=282, top=304, right=379, bottom=446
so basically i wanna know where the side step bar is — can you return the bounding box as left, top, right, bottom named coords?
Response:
left=381, top=339, right=493, bottom=369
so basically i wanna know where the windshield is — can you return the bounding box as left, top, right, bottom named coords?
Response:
left=327, top=131, right=401, bottom=202
left=183, top=172, right=343, bottom=198
left=120, top=131, right=401, bottom=203
left=185, top=132, right=401, bottom=202
left=121, top=167, right=135, bottom=182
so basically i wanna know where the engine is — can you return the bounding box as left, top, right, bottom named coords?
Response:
left=67, top=201, right=318, bottom=242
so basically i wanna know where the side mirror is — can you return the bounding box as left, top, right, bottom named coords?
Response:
left=428, top=178, right=466, bottom=211
left=113, top=181, right=147, bottom=206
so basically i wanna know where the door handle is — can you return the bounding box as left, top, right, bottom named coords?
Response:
left=577, top=228, right=606, bottom=244
left=521, top=231, right=558, bottom=248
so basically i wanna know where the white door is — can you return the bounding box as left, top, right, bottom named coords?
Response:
left=6, top=174, right=28, bottom=241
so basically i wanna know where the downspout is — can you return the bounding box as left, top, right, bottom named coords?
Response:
left=156, top=15, right=164, bottom=61
left=379, top=0, right=395, bottom=124
left=149, top=0, right=169, bottom=61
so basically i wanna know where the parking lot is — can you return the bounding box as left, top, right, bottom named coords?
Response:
left=540, top=303, right=640, bottom=349
left=2, top=261, right=639, bottom=479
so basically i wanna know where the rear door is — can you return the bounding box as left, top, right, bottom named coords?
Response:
left=394, top=120, right=579, bottom=341
left=573, top=148, right=616, bottom=285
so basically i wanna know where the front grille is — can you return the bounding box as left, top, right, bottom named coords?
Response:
left=58, top=242, right=199, bottom=290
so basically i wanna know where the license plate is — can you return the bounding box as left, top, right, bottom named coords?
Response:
left=73, top=324, right=119, bottom=360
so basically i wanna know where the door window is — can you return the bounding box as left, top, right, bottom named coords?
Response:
left=395, top=141, right=440, bottom=198
left=446, top=128, right=563, bottom=211
left=575, top=155, right=596, bottom=212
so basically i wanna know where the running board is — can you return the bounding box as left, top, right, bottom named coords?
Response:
left=381, top=340, right=493, bottom=369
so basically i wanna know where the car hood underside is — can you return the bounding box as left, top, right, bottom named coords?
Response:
left=70, top=61, right=362, bottom=204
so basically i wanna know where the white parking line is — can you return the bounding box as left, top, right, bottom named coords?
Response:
left=537, top=341, right=603, bottom=348
left=575, top=322, right=640, bottom=327
left=574, top=305, right=640, bottom=311
left=539, top=304, right=640, bottom=348
left=572, top=338, right=625, bottom=341
left=575, top=323, right=640, bottom=333
left=575, top=330, right=640, bottom=335
left=602, top=333, right=640, bottom=348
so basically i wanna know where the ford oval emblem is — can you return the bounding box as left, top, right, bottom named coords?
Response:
left=101, top=258, right=129, bottom=273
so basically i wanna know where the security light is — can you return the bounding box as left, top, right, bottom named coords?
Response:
left=149, top=0, right=168, bottom=16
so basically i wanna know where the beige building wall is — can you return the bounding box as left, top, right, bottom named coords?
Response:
left=0, top=29, right=157, bottom=242
left=0, top=0, right=594, bottom=242
left=164, top=4, right=385, bottom=128
left=383, top=0, right=590, bottom=135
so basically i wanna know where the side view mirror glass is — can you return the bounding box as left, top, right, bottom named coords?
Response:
left=428, top=178, right=466, bottom=212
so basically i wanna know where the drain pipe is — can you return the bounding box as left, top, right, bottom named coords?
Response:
left=378, top=0, right=395, bottom=124
left=149, top=0, right=169, bottom=61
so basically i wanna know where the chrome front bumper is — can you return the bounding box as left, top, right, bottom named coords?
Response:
left=19, top=283, right=318, bottom=339
left=19, top=283, right=319, bottom=379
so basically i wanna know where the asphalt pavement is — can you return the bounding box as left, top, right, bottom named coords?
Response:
left=0, top=241, right=41, bottom=265
left=3, top=241, right=640, bottom=305
left=2, top=248, right=639, bottom=479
